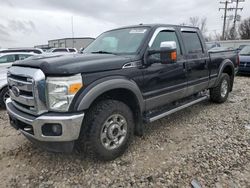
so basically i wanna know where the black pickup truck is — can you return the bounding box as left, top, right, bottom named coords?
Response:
left=6, top=24, right=238, bottom=160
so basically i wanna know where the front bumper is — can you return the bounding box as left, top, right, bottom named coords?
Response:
left=6, top=98, right=84, bottom=151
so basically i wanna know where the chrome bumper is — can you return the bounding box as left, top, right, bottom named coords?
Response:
left=6, top=98, right=84, bottom=142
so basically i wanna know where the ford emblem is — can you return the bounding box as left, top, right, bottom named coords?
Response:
left=12, top=86, right=20, bottom=97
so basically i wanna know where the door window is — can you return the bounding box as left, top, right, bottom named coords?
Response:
left=182, top=32, right=203, bottom=53
left=53, top=48, right=68, bottom=52
left=150, top=31, right=181, bottom=55
left=18, top=54, right=33, bottom=60
left=0, top=55, right=15, bottom=64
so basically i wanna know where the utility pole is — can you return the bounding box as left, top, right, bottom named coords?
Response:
left=219, top=1, right=231, bottom=40
left=232, top=0, right=244, bottom=38
left=219, top=0, right=244, bottom=40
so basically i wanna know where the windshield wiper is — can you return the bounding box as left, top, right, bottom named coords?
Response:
left=91, top=51, right=115, bottom=54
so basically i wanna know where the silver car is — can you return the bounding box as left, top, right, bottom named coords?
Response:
left=0, top=52, right=35, bottom=108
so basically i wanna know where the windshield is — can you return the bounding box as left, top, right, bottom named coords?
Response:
left=240, top=46, right=250, bottom=55
left=84, top=27, right=149, bottom=54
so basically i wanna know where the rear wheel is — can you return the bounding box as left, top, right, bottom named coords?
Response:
left=210, top=73, right=230, bottom=103
left=0, top=87, right=9, bottom=108
left=79, top=99, right=134, bottom=161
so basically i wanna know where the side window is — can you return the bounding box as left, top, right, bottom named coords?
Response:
left=0, top=56, right=8, bottom=63
left=182, top=32, right=203, bottom=53
left=69, top=48, right=76, bottom=52
left=150, top=30, right=181, bottom=55
left=18, top=54, right=32, bottom=60
left=0, top=55, right=15, bottom=64
left=53, top=48, right=68, bottom=52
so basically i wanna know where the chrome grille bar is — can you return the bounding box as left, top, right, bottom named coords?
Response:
left=7, top=66, right=47, bottom=115
left=9, top=91, right=35, bottom=106
left=8, top=77, right=33, bottom=92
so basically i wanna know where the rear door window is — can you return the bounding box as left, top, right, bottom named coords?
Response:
left=182, top=32, right=203, bottom=54
left=18, top=54, right=33, bottom=60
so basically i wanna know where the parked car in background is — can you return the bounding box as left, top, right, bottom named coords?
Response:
left=206, top=42, right=221, bottom=50
left=238, top=45, right=247, bottom=51
left=238, top=45, right=250, bottom=74
left=47, top=48, right=78, bottom=53
left=0, top=48, right=43, bottom=54
left=0, top=52, right=35, bottom=108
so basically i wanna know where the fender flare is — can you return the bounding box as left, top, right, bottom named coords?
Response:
left=74, top=77, right=145, bottom=112
left=214, top=59, right=235, bottom=87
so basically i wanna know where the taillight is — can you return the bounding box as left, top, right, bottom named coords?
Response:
left=236, top=55, right=240, bottom=66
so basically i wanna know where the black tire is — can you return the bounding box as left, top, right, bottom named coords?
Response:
left=79, top=99, right=134, bottom=161
left=210, top=73, right=230, bottom=103
left=0, top=87, right=9, bottom=109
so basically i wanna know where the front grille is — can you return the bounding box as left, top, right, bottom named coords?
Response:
left=240, top=61, right=250, bottom=67
left=7, top=66, right=47, bottom=115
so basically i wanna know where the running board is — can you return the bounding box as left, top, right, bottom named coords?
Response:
left=148, top=96, right=209, bottom=123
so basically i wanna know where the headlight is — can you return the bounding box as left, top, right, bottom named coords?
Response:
left=46, top=74, right=83, bottom=112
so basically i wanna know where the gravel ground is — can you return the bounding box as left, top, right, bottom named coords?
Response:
left=0, top=76, right=250, bottom=188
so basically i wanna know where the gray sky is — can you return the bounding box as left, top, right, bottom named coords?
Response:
left=0, top=0, right=249, bottom=48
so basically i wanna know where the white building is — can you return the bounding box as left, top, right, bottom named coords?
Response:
left=48, top=37, right=95, bottom=50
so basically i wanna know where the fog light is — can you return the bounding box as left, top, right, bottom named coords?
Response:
left=52, top=124, right=61, bottom=134
left=42, top=124, right=62, bottom=136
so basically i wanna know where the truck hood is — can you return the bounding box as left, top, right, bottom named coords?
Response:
left=12, top=53, right=132, bottom=75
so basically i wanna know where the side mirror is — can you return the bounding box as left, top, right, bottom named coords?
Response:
left=160, top=41, right=177, bottom=64
left=147, top=41, right=177, bottom=65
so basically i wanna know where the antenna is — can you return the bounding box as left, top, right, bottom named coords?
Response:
left=71, top=16, right=75, bottom=48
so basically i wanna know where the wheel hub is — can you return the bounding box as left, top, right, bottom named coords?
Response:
left=107, top=124, right=120, bottom=140
left=100, top=114, right=128, bottom=150
left=221, top=79, right=228, bottom=98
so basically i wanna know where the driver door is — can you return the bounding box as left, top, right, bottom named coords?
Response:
left=142, top=28, right=188, bottom=110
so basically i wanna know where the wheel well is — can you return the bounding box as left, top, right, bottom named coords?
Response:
left=89, top=88, right=143, bottom=136
left=222, top=65, right=234, bottom=91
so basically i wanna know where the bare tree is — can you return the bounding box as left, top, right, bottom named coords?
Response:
left=189, top=17, right=200, bottom=27
left=200, top=17, right=208, bottom=35
left=238, top=17, right=250, bottom=39
left=186, top=16, right=208, bottom=36
left=228, top=26, right=237, bottom=40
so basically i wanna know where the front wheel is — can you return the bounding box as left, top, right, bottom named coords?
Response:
left=210, top=73, right=230, bottom=103
left=0, top=87, right=10, bottom=108
left=79, top=99, right=134, bottom=161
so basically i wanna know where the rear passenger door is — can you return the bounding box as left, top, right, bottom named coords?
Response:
left=181, top=29, right=209, bottom=95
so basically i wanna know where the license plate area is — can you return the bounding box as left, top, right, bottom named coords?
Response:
left=9, top=116, right=19, bottom=130
left=9, top=115, right=34, bottom=135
